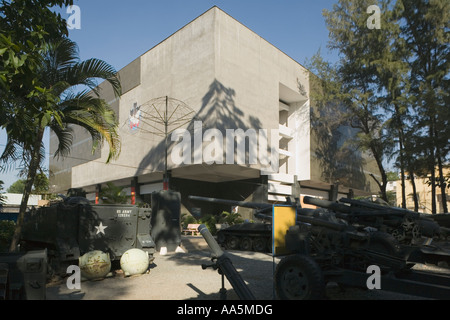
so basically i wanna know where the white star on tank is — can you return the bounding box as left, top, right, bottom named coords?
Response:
left=95, top=222, right=108, bottom=235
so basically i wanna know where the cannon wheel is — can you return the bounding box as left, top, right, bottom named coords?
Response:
left=274, top=254, right=325, bottom=300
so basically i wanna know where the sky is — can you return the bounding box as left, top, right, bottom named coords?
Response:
left=0, top=0, right=340, bottom=190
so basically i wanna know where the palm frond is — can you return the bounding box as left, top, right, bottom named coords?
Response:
left=49, top=123, right=74, bottom=160
left=61, top=58, right=121, bottom=98
left=56, top=91, right=121, bottom=162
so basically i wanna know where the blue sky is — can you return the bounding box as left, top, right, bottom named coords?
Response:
left=0, top=0, right=339, bottom=190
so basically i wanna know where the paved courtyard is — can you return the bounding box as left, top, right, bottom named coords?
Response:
left=46, top=236, right=443, bottom=301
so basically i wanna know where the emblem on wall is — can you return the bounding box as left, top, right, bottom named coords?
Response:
left=129, top=102, right=141, bottom=132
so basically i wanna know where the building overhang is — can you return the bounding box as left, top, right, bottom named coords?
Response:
left=171, top=164, right=260, bottom=183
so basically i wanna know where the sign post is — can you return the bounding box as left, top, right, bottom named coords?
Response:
left=272, top=205, right=296, bottom=256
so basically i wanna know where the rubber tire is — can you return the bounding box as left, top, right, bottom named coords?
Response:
left=274, top=254, right=325, bottom=300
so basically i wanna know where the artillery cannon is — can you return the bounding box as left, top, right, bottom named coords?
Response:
left=190, top=195, right=450, bottom=299
left=188, top=195, right=354, bottom=253
left=276, top=217, right=450, bottom=300
left=303, top=196, right=450, bottom=268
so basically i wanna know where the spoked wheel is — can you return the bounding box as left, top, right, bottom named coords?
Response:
left=274, top=254, right=325, bottom=300
left=253, top=237, right=267, bottom=252
left=239, top=237, right=253, bottom=251
left=226, top=236, right=240, bottom=250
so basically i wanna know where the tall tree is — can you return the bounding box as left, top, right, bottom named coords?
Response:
left=0, top=0, right=73, bottom=113
left=7, top=179, right=26, bottom=194
left=369, top=1, right=412, bottom=208
left=322, top=0, right=397, bottom=201
left=3, top=35, right=122, bottom=251
left=398, top=0, right=450, bottom=213
left=307, top=51, right=366, bottom=191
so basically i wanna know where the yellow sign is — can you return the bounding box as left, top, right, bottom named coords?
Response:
left=272, top=205, right=297, bottom=256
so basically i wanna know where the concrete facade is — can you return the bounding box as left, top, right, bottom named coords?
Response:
left=49, top=7, right=381, bottom=216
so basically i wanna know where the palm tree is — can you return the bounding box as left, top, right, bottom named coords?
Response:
left=0, top=180, right=6, bottom=206
left=3, top=38, right=122, bottom=251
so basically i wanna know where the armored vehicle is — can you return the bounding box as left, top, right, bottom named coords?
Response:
left=216, top=223, right=272, bottom=252
left=188, top=195, right=273, bottom=252
left=19, top=195, right=156, bottom=274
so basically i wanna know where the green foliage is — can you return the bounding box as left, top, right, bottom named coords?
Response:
left=0, top=0, right=74, bottom=126
left=6, top=172, right=49, bottom=194
left=181, top=214, right=198, bottom=229
left=218, top=211, right=244, bottom=225
left=181, top=211, right=244, bottom=235
left=386, top=190, right=397, bottom=207
left=0, top=220, right=15, bottom=252
left=1, top=1, right=122, bottom=251
left=32, top=172, right=49, bottom=194
left=386, top=171, right=399, bottom=182
left=312, top=0, right=449, bottom=210
left=199, top=214, right=217, bottom=235
left=99, top=182, right=129, bottom=204
left=0, top=180, right=6, bottom=205
left=7, top=179, right=26, bottom=194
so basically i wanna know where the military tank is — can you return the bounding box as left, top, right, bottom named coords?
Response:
left=188, top=195, right=275, bottom=253
left=19, top=194, right=156, bottom=274
left=217, top=222, right=272, bottom=252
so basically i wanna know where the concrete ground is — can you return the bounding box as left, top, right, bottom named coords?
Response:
left=46, top=236, right=447, bottom=300
left=46, top=236, right=274, bottom=300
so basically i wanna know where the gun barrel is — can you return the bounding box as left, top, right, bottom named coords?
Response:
left=198, top=224, right=256, bottom=300
left=188, top=195, right=272, bottom=211
left=198, top=224, right=224, bottom=258
left=339, top=198, right=418, bottom=218
left=303, top=196, right=352, bottom=213
left=297, top=215, right=347, bottom=231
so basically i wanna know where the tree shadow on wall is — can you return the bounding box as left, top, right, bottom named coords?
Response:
left=311, top=102, right=368, bottom=191
left=134, top=79, right=266, bottom=177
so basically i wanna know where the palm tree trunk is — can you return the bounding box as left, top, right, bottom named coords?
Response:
left=9, top=128, right=44, bottom=252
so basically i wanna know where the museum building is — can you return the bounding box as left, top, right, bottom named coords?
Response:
left=49, top=6, right=381, bottom=217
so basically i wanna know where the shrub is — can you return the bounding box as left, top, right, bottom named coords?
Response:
left=0, top=220, right=16, bottom=252
left=181, top=214, right=198, bottom=229
left=199, top=214, right=217, bottom=235
left=219, top=211, right=244, bottom=226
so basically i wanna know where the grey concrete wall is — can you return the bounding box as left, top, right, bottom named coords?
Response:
left=50, top=6, right=379, bottom=198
